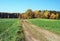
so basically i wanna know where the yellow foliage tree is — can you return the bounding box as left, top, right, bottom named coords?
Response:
left=43, top=11, right=50, bottom=18
left=25, top=9, right=33, bottom=19
left=34, top=10, right=41, bottom=18
left=50, top=13, right=56, bottom=19
left=56, top=13, right=59, bottom=19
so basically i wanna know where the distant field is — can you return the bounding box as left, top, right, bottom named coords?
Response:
left=0, top=19, right=24, bottom=41
left=28, top=19, right=60, bottom=35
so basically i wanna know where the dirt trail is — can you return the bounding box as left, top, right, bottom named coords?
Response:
left=22, top=20, right=60, bottom=41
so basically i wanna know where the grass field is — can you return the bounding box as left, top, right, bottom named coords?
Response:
left=0, top=19, right=24, bottom=41
left=28, top=19, right=60, bottom=35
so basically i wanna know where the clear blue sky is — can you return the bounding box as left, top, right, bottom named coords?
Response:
left=0, top=0, right=60, bottom=13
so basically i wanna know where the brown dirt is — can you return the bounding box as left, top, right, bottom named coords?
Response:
left=22, top=20, right=60, bottom=41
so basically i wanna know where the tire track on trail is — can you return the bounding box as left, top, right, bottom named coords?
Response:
left=22, top=20, right=60, bottom=41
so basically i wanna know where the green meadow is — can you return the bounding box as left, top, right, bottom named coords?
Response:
left=28, top=19, right=60, bottom=35
left=0, top=19, right=24, bottom=41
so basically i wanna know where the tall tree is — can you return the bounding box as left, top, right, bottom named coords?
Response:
left=25, top=9, right=33, bottom=19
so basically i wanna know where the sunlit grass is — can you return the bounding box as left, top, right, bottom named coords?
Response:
left=28, top=18, right=60, bottom=35
left=0, top=19, right=24, bottom=41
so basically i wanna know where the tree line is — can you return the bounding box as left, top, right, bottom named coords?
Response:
left=20, top=9, right=60, bottom=19
left=0, top=9, right=60, bottom=19
left=0, top=12, right=20, bottom=18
